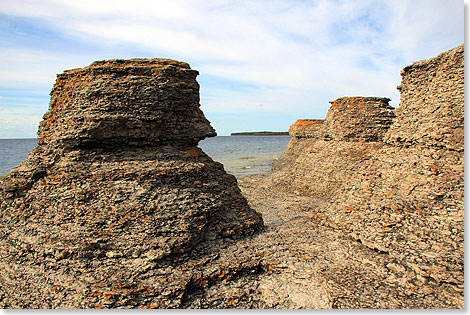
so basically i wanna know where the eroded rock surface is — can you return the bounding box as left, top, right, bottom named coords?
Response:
left=38, top=59, right=216, bottom=149
left=272, top=96, right=395, bottom=198
left=288, top=119, right=324, bottom=139
left=323, top=97, right=395, bottom=142
left=0, top=59, right=263, bottom=308
left=0, top=44, right=464, bottom=309
left=386, top=45, right=464, bottom=151
left=319, top=45, right=464, bottom=308
left=263, top=44, right=464, bottom=308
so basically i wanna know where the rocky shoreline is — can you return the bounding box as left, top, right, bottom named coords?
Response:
left=0, top=44, right=464, bottom=308
left=0, top=59, right=264, bottom=308
left=239, top=44, right=464, bottom=308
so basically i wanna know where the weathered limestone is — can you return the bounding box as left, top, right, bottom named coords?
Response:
left=323, top=97, right=395, bottom=142
left=385, top=45, right=464, bottom=151
left=272, top=96, right=395, bottom=197
left=319, top=45, right=464, bottom=308
left=270, top=44, right=464, bottom=308
left=38, top=59, right=216, bottom=149
left=288, top=119, right=324, bottom=139
left=0, top=59, right=263, bottom=308
left=286, top=97, right=395, bottom=143
left=0, top=44, right=464, bottom=309
left=272, top=120, right=323, bottom=172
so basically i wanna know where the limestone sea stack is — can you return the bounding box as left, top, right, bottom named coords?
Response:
left=37, top=59, right=216, bottom=149
left=288, top=119, right=324, bottom=139
left=272, top=96, right=395, bottom=197
left=271, top=44, right=464, bottom=307
left=323, top=97, right=395, bottom=142
left=272, top=119, right=324, bottom=172
left=320, top=45, right=464, bottom=307
left=0, top=59, right=263, bottom=308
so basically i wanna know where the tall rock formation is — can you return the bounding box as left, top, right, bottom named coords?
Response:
left=272, top=97, right=395, bottom=197
left=0, top=45, right=464, bottom=309
left=0, top=59, right=263, bottom=308
left=271, top=44, right=464, bottom=308
left=386, top=46, right=464, bottom=151
left=288, top=119, right=324, bottom=139
left=320, top=44, right=464, bottom=308
left=272, top=119, right=324, bottom=172
left=323, top=97, right=395, bottom=142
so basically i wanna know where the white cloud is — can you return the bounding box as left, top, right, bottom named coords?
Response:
left=0, top=0, right=463, bottom=136
left=386, top=0, right=463, bottom=61
left=0, top=107, right=43, bottom=138
left=0, top=48, right=65, bottom=87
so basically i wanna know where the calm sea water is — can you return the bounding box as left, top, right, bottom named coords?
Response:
left=0, top=138, right=37, bottom=177
left=0, top=136, right=290, bottom=178
left=199, top=136, right=291, bottom=177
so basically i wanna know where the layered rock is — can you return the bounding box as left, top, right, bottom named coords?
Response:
left=38, top=59, right=216, bottom=149
left=0, top=45, right=464, bottom=309
left=386, top=45, right=464, bottom=151
left=323, top=97, right=395, bottom=141
left=0, top=59, right=263, bottom=308
left=272, top=119, right=323, bottom=172
left=272, top=97, right=395, bottom=197
left=271, top=44, right=464, bottom=307
left=319, top=45, right=464, bottom=307
left=288, top=119, right=324, bottom=139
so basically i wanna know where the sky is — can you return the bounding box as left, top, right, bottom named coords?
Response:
left=0, top=0, right=464, bottom=138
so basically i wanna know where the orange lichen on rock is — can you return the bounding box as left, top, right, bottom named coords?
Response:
left=324, top=97, right=395, bottom=142
left=187, top=147, right=199, bottom=157
left=290, top=119, right=322, bottom=131
left=288, top=119, right=324, bottom=139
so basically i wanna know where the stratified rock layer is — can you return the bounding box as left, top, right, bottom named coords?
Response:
left=320, top=45, right=464, bottom=307
left=0, top=59, right=263, bottom=308
left=38, top=59, right=216, bottom=149
left=272, top=119, right=324, bottom=172
left=270, top=44, right=464, bottom=308
left=324, top=97, right=395, bottom=141
left=386, top=45, right=464, bottom=151
left=273, top=97, right=395, bottom=198
left=0, top=45, right=464, bottom=309
left=288, top=119, right=324, bottom=139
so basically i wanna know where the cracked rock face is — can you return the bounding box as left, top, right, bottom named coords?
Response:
left=0, top=59, right=263, bottom=308
left=271, top=44, right=464, bottom=308
left=38, top=59, right=216, bottom=149
left=386, top=44, right=464, bottom=151
left=323, top=97, right=395, bottom=142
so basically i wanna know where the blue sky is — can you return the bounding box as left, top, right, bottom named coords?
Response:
left=0, top=0, right=464, bottom=138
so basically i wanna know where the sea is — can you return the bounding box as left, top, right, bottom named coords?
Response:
left=199, top=136, right=291, bottom=177
left=0, top=136, right=291, bottom=178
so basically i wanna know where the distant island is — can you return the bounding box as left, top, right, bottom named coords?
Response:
left=231, top=131, right=289, bottom=136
